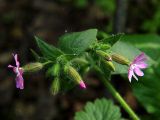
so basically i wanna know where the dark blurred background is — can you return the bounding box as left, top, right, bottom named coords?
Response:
left=0, top=0, right=160, bottom=120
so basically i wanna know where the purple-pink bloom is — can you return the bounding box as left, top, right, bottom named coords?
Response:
left=128, top=52, right=148, bottom=82
left=8, top=54, right=24, bottom=89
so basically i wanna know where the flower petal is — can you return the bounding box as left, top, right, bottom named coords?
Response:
left=128, top=69, right=134, bottom=82
left=133, top=53, right=147, bottom=63
left=8, top=65, right=14, bottom=68
left=16, top=75, right=24, bottom=89
left=137, top=62, right=148, bottom=69
left=13, top=54, right=20, bottom=67
left=132, top=73, right=138, bottom=81
left=134, top=67, right=144, bottom=76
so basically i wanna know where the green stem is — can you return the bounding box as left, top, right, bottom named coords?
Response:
left=101, top=78, right=140, bottom=120
left=93, top=66, right=140, bottom=120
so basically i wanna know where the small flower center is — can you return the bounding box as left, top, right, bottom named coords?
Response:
left=130, top=64, right=137, bottom=70
left=15, top=67, right=20, bottom=76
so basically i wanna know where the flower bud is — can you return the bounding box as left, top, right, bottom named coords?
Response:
left=64, top=66, right=86, bottom=89
left=51, top=77, right=60, bottom=95
left=46, top=63, right=60, bottom=77
left=53, top=63, right=60, bottom=77
left=96, top=50, right=112, bottom=61
left=102, top=60, right=115, bottom=72
left=23, top=62, right=43, bottom=72
left=112, top=53, right=130, bottom=65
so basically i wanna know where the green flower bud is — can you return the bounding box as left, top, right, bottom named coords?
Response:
left=102, top=60, right=115, bottom=72
left=64, top=66, right=82, bottom=84
left=46, top=63, right=60, bottom=77
left=96, top=50, right=112, bottom=61
left=23, top=62, right=43, bottom=72
left=64, top=66, right=86, bottom=88
left=112, top=53, right=130, bottom=65
left=51, top=77, right=60, bottom=95
left=53, top=63, right=60, bottom=77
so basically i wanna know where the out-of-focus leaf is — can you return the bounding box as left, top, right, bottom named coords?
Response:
left=121, top=34, right=160, bottom=61
left=141, top=8, right=160, bottom=33
left=132, top=66, right=160, bottom=116
left=35, top=36, right=63, bottom=60
left=58, top=29, right=97, bottom=54
left=110, top=41, right=154, bottom=74
left=74, top=98, right=124, bottom=120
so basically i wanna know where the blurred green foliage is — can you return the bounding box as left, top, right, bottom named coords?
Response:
left=141, top=0, right=160, bottom=32
left=95, top=0, right=115, bottom=32
left=133, top=67, right=160, bottom=119
left=74, top=0, right=88, bottom=8
left=95, top=0, right=115, bottom=14
left=122, top=34, right=160, bottom=61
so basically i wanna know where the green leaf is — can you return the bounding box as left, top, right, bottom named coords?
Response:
left=30, top=49, right=48, bottom=62
left=102, top=33, right=124, bottom=46
left=58, top=29, right=97, bottom=54
left=121, top=34, right=160, bottom=61
left=35, top=36, right=63, bottom=60
left=74, top=98, right=124, bottom=120
left=30, top=49, right=40, bottom=60
left=110, top=40, right=154, bottom=74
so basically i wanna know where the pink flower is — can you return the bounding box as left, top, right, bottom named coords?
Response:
left=128, top=52, right=148, bottom=82
left=79, top=80, right=86, bottom=89
left=8, top=54, right=24, bottom=89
